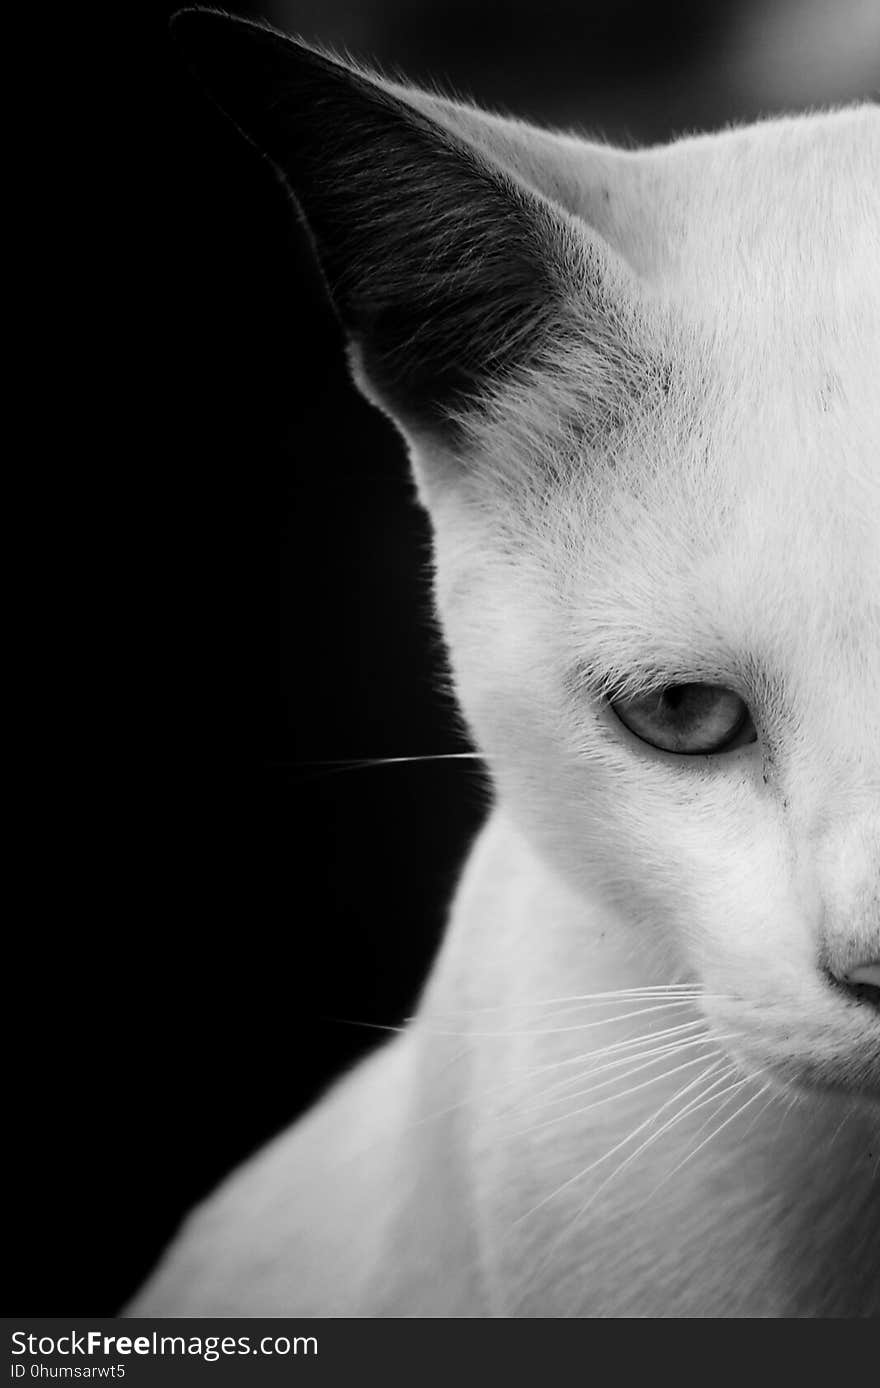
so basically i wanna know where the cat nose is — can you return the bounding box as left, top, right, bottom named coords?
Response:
left=845, top=962, right=880, bottom=990
left=830, top=960, right=880, bottom=1009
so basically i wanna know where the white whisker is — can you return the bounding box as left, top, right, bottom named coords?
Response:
left=740, top=1083, right=780, bottom=1141
left=549, top=1068, right=763, bottom=1317
left=274, top=752, right=486, bottom=777
left=511, top=1053, right=726, bottom=1229
left=398, top=1021, right=715, bottom=1133
left=404, top=1025, right=712, bottom=1132
left=510, top=1037, right=727, bottom=1134
left=673, top=1066, right=753, bottom=1145
left=515, top=1033, right=716, bottom=1114
left=642, top=1080, right=772, bottom=1204
left=518, top=1018, right=725, bottom=1076
left=417, top=985, right=712, bottom=1018
left=417, top=999, right=710, bottom=1039
left=559, top=1064, right=745, bottom=1224
left=509, top=1057, right=729, bottom=1308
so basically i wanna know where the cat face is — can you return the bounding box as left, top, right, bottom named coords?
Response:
left=172, top=11, right=880, bottom=1101
left=421, top=113, right=880, bottom=1102
left=427, top=321, right=879, bottom=1102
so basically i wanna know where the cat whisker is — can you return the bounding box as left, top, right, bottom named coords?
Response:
left=320, top=1017, right=407, bottom=1036
left=269, top=751, right=486, bottom=781
left=321, top=996, right=720, bottom=1049
left=511, top=1053, right=727, bottom=1229
left=514, top=1032, right=723, bottom=1119
left=510, top=1057, right=730, bottom=1308
left=739, top=1079, right=780, bottom=1142
left=641, top=1079, right=773, bottom=1204
left=416, top=999, right=711, bottom=1038
left=549, top=1067, right=762, bottom=1315
left=508, top=1036, right=729, bottom=1136
left=518, top=1018, right=724, bottom=1076
left=527, top=1043, right=738, bottom=1143
left=515, top=1032, right=718, bottom=1097
left=550, top=1061, right=742, bottom=1220
left=315, top=1016, right=722, bottom=1143
left=417, top=990, right=728, bottom=1028
left=769, top=1087, right=799, bottom=1157
left=825, top=1096, right=867, bottom=1153
left=402, top=1022, right=714, bottom=1133
left=417, top=984, right=713, bottom=1017
left=666, top=1068, right=754, bottom=1149
left=543, top=1063, right=746, bottom=1280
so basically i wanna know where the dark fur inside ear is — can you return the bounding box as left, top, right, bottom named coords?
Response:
left=170, top=8, right=569, bottom=430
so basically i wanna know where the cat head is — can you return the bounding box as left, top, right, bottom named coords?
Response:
left=172, top=11, right=880, bottom=1102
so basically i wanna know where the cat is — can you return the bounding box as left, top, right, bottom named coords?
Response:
left=132, top=8, right=880, bottom=1317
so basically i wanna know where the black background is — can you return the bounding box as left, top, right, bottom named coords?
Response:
left=8, top=0, right=876, bottom=1315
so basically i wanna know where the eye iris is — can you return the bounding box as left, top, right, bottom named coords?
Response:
left=610, top=682, right=753, bottom=755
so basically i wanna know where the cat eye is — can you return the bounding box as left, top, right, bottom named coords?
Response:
left=609, top=683, right=757, bottom=756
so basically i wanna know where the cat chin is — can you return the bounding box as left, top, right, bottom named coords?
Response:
left=793, top=1072, right=880, bottom=1109
left=718, top=1037, right=880, bottom=1109
left=698, top=988, right=880, bottom=1108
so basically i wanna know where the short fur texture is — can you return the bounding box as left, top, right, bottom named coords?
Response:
left=136, top=12, right=880, bottom=1316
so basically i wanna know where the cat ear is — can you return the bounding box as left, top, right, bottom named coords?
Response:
left=170, top=8, right=596, bottom=435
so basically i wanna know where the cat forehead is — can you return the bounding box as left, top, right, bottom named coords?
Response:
left=459, top=105, right=880, bottom=457
left=569, top=378, right=878, bottom=632
left=498, top=110, right=877, bottom=507
left=578, top=105, right=880, bottom=292
left=457, top=258, right=878, bottom=678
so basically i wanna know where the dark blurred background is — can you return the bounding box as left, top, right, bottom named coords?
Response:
left=9, top=0, right=878, bottom=1314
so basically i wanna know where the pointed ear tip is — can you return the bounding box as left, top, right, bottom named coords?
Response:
left=168, top=7, right=320, bottom=74
left=168, top=7, right=290, bottom=67
left=168, top=7, right=303, bottom=99
left=169, top=7, right=246, bottom=46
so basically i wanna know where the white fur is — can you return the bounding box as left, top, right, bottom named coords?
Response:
left=129, top=94, right=880, bottom=1317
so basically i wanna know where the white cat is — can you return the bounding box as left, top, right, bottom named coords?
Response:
left=134, top=10, right=880, bottom=1316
